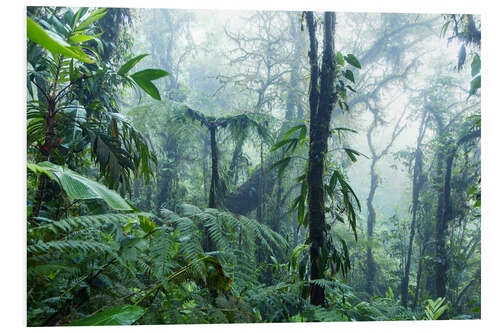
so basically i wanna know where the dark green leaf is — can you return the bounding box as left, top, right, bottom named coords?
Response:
left=68, top=305, right=145, bottom=326
left=269, top=157, right=292, bottom=178
left=131, top=69, right=169, bottom=81
left=344, top=54, right=361, bottom=69
left=343, top=70, right=355, bottom=83
left=132, top=77, right=162, bottom=100
left=117, top=54, right=149, bottom=76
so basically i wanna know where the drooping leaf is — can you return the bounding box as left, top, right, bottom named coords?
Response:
left=343, top=148, right=367, bottom=162
left=343, top=70, right=355, bottom=83
left=27, top=161, right=132, bottom=210
left=471, top=54, right=481, bottom=77
left=282, top=124, right=307, bottom=140
left=117, top=54, right=149, bottom=76
left=68, top=305, right=145, bottom=326
left=131, top=76, right=161, bottom=100
left=344, top=54, right=361, bottom=69
left=469, top=75, right=481, bottom=96
left=27, top=17, right=94, bottom=63
left=269, top=157, right=292, bottom=178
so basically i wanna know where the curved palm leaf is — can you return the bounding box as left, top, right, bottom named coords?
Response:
left=27, top=161, right=132, bottom=210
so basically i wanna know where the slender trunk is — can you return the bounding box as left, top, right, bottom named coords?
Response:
left=413, top=247, right=424, bottom=308
left=229, top=139, right=244, bottom=185
left=402, top=148, right=423, bottom=306
left=366, top=158, right=378, bottom=295
left=202, top=135, right=209, bottom=204
left=208, top=125, right=218, bottom=209
left=205, top=125, right=218, bottom=252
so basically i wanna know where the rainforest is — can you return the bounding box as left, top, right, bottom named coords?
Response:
left=26, top=6, right=481, bottom=326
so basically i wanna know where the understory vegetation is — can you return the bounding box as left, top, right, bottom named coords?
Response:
left=26, top=7, right=480, bottom=326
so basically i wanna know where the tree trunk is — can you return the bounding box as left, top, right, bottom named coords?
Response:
left=401, top=148, right=423, bottom=306
left=208, top=125, right=218, bottom=209
left=365, top=158, right=378, bottom=295
left=306, top=11, right=336, bottom=306
left=205, top=124, right=219, bottom=252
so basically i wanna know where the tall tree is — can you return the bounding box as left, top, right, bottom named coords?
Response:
left=401, top=109, right=429, bottom=306
left=364, top=102, right=406, bottom=295
left=305, top=11, right=337, bottom=306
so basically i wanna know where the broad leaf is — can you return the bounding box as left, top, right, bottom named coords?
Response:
left=117, top=54, right=149, bottom=76
left=27, top=17, right=94, bottom=63
left=343, top=69, right=355, bottom=83
left=344, top=54, right=361, bottom=69
left=471, top=54, right=481, bottom=78
left=131, top=76, right=162, bottom=100
left=131, top=69, right=170, bottom=81
left=68, top=34, right=95, bottom=44
left=27, top=161, right=132, bottom=210
left=68, top=305, right=145, bottom=326
left=335, top=51, right=345, bottom=67
left=469, top=75, right=481, bottom=96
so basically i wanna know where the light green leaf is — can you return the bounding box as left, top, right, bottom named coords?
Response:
left=469, top=75, right=481, bottom=96
left=27, top=17, right=94, bottom=63
left=335, top=51, right=345, bottom=67
left=471, top=54, right=481, bottom=78
left=68, top=34, right=95, bottom=44
left=75, top=8, right=108, bottom=32
left=68, top=305, right=145, bottom=326
left=27, top=162, right=132, bottom=210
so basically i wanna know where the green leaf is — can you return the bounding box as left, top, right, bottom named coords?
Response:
left=271, top=138, right=297, bottom=152
left=344, top=54, right=361, bottom=69
left=131, top=77, right=162, bottom=101
left=68, top=34, right=95, bottom=44
left=68, top=305, right=145, bottom=326
left=343, top=70, right=355, bottom=83
left=75, top=8, right=108, bottom=32
left=471, top=54, right=481, bottom=78
left=331, top=127, right=357, bottom=134
left=282, top=124, right=307, bottom=140
left=343, top=148, right=367, bottom=162
left=335, top=51, right=345, bottom=67
left=469, top=75, right=481, bottom=96
left=131, top=69, right=170, bottom=81
left=269, top=157, right=292, bottom=178
left=27, top=17, right=94, bottom=63
left=117, top=54, right=149, bottom=76
left=27, top=162, right=132, bottom=210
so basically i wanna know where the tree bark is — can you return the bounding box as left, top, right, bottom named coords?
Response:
left=401, top=148, right=423, bottom=306
left=402, top=112, right=428, bottom=307
left=208, top=124, right=218, bottom=209
left=306, top=11, right=336, bottom=306
left=365, top=157, right=378, bottom=295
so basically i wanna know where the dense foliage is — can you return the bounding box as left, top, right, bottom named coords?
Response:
left=26, top=7, right=480, bottom=326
